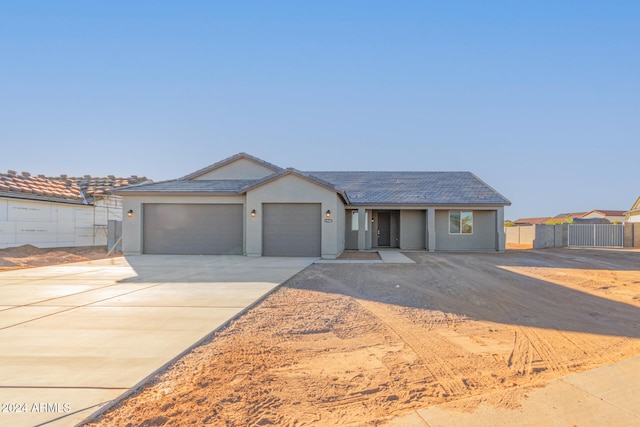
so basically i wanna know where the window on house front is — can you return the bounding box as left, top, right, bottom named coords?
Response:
left=351, top=211, right=369, bottom=231
left=450, top=211, right=473, bottom=234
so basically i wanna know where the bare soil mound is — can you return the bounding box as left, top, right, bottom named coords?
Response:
left=0, top=243, right=46, bottom=256
left=0, top=245, right=113, bottom=271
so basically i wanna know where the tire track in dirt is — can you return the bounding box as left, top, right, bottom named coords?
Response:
left=423, top=254, right=573, bottom=377
left=559, top=331, right=618, bottom=365
left=521, top=326, right=569, bottom=374
left=507, top=330, right=533, bottom=375
left=507, top=326, right=569, bottom=376
left=356, top=299, right=465, bottom=397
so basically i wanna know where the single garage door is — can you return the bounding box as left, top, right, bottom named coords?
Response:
left=263, top=203, right=321, bottom=257
left=143, top=204, right=243, bottom=255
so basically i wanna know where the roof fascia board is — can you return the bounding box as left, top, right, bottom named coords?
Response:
left=468, top=172, right=512, bottom=206
left=345, top=203, right=509, bottom=209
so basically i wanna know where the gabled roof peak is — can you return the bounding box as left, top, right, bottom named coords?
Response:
left=180, top=153, right=283, bottom=180
left=240, top=167, right=349, bottom=203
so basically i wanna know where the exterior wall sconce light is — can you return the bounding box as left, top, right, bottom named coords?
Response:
left=325, top=209, right=331, bottom=218
left=251, top=209, right=256, bottom=217
left=127, top=209, right=134, bottom=218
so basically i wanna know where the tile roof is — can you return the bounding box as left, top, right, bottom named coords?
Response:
left=553, top=212, right=587, bottom=219
left=116, top=179, right=257, bottom=193
left=584, top=210, right=626, bottom=216
left=306, top=171, right=511, bottom=205
left=50, top=175, right=150, bottom=202
left=117, top=170, right=511, bottom=206
left=0, top=171, right=83, bottom=204
left=0, top=170, right=150, bottom=204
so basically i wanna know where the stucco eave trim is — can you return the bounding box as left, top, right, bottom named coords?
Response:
left=345, top=203, right=510, bottom=209
left=0, top=192, right=87, bottom=205
left=114, top=191, right=242, bottom=197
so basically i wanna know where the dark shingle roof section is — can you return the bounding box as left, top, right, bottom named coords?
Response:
left=115, top=179, right=257, bottom=194
left=180, top=152, right=283, bottom=180
left=112, top=152, right=510, bottom=207
left=116, top=169, right=510, bottom=206
left=306, top=171, right=511, bottom=205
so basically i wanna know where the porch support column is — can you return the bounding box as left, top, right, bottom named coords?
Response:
left=426, top=208, right=436, bottom=252
left=358, top=207, right=366, bottom=251
left=496, top=207, right=506, bottom=252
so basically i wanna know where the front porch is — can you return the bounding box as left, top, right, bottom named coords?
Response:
left=344, top=207, right=505, bottom=252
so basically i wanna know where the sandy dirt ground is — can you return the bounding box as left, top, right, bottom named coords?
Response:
left=0, top=244, right=113, bottom=271
left=79, top=248, right=640, bottom=426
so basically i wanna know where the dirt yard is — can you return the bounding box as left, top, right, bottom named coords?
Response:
left=0, top=244, right=113, bottom=271
left=80, top=248, right=640, bottom=426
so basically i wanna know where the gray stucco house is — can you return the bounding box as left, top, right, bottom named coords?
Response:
left=116, top=153, right=511, bottom=257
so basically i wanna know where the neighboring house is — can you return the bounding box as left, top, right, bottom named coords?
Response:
left=515, top=210, right=626, bottom=226
left=626, top=197, right=640, bottom=223
left=0, top=170, right=148, bottom=249
left=116, top=153, right=511, bottom=258
left=513, top=217, right=551, bottom=225
left=581, top=209, right=626, bottom=224
left=552, top=212, right=587, bottom=222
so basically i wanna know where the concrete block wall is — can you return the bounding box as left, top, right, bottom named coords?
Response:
left=505, top=225, right=536, bottom=245
left=505, top=224, right=568, bottom=248
left=533, top=225, right=555, bottom=249
left=624, top=223, right=639, bottom=248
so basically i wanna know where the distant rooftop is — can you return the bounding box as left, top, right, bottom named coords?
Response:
left=584, top=209, right=626, bottom=216
left=513, top=217, right=551, bottom=225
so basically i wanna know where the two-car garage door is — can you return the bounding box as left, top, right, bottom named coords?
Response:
left=143, top=204, right=243, bottom=255
left=142, top=203, right=321, bottom=256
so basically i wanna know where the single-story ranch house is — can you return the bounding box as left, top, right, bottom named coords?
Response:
left=116, top=153, right=511, bottom=258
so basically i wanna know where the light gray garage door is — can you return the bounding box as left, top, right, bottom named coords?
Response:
left=263, top=203, right=321, bottom=257
left=143, top=204, right=243, bottom=255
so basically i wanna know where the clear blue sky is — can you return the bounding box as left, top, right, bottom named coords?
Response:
left=1, top=1, right=638, bottom=220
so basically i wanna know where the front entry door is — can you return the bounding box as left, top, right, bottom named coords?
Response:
left=377, top=212, right=391, bottom=246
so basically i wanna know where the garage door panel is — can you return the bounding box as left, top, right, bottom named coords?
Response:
left=263, top=204, right=321, bottom=257
left=143, top=204, right=243, bottom=255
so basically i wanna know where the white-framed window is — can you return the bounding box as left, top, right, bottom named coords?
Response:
left=449, top=211, right=473, bottom=234
left=351, top=211, right=369, bottom=231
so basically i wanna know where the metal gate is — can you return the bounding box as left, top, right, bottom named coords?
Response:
left=568, top=224, right=624, bottom=247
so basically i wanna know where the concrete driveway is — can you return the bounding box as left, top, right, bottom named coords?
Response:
left=0, top=255, right=315, bottom=427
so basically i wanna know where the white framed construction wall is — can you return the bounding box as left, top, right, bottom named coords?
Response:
left=0, top=197, right=118, bottom=249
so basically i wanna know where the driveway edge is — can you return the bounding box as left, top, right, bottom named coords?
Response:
left=75, top=275, right=299, bottom=426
